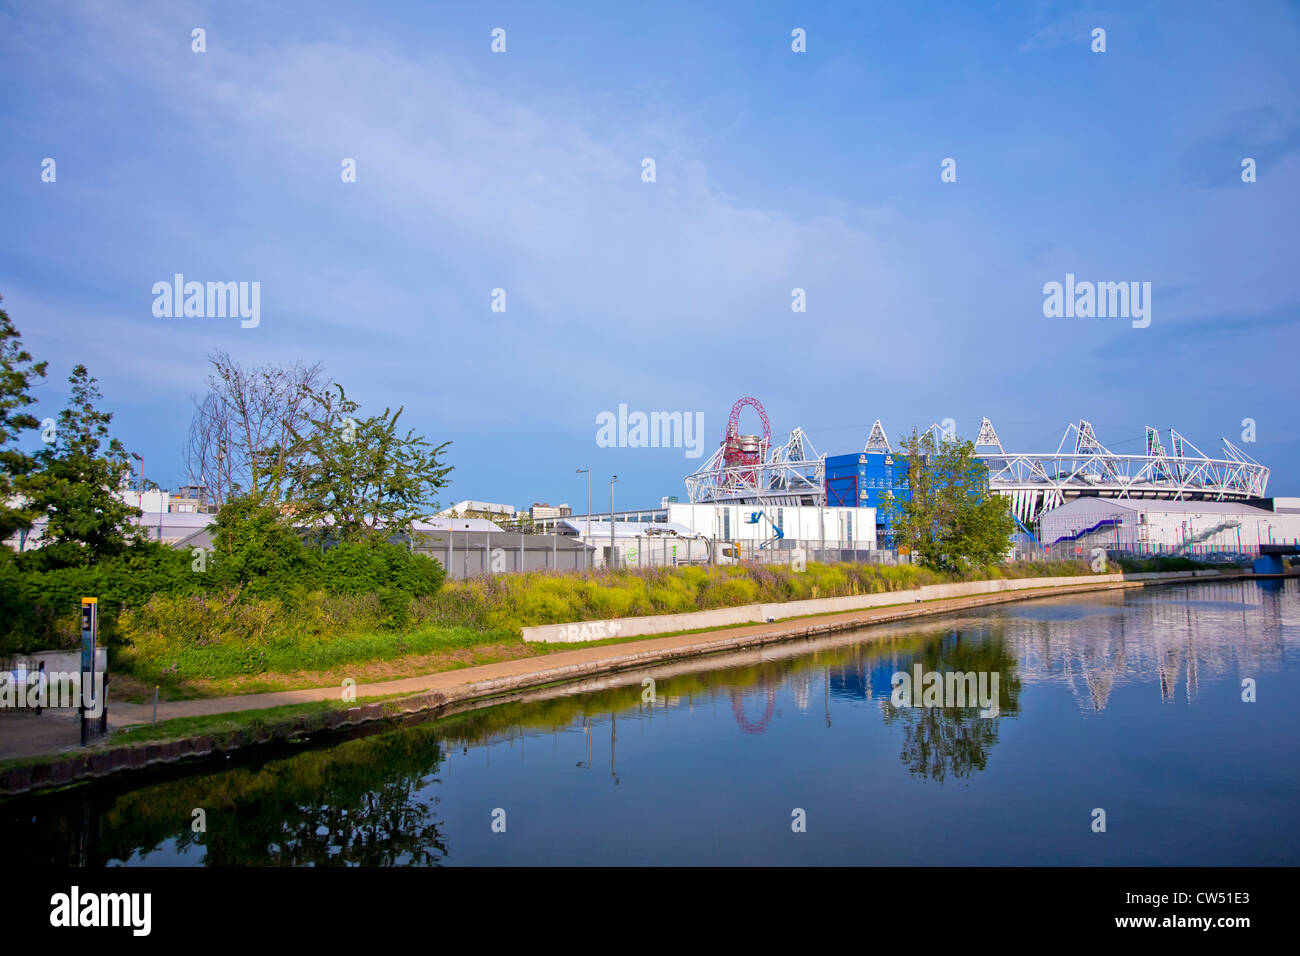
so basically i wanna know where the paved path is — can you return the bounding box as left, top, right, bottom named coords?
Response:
left=100, top=578, right=1153, bottom=730
left=0, top=710, right=88, bottom=761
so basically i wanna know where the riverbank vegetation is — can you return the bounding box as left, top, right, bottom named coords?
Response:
left=0, top=299, right=1244, bottom=703
left=0, top=299, right=454, bottom=668
left=111, top=558, right=1094, bottom=688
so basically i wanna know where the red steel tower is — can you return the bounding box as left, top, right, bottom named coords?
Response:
left=721, top=396, right=771, bottom=487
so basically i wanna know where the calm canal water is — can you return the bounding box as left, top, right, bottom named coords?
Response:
left=5, top=578, right=1298, bottom=866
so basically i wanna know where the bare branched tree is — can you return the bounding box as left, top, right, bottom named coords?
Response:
left=184, top=352, right=325, bottom=506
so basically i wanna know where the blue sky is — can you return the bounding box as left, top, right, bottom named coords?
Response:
left=2, top=0, right=1297, bottom=511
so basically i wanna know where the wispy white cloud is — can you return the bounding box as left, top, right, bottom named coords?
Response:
left=4, top=0, right=1300, bottom=500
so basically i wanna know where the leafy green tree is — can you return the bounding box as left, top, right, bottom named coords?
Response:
left=286, top=384, right=452, bottom=542
left=882, top=429, right=1016, bottom=572
left=210, top=494, right=321, bottom=598
left=0, top=297, right=49, bottom=544
left=19, top=364, right=139, bottom=565
left=1, top=538, right=200, bottom=654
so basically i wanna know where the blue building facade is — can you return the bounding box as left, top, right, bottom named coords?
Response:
left=825, top=452, right=912, bottom=543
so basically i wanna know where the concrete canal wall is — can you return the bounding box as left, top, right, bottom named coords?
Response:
left=522, top=569, right=1224, bottom=643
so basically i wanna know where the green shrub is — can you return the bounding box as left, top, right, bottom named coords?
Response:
left=319, top=540, right=445, bottom=597
left=9, top=532, right=1130, bottom=677
left=0, top=539, right=200, bottom=654
left=376, top=587, right=412, bottom=629
left=116, top=586, right=496, bottom=681
left=209, top=497, right=322, bottom=599
left=119, top=590, right=278, bottom=663
left=412, top=558, right=1107, bottom=639
left=697, top=575, right=760, bottom=609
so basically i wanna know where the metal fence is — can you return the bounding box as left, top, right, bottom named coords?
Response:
left=1041, top=542, right=1261, bottom=563
left=417, top=532, right=1264, bottom=580
left=415, top=532, right=907, bottom=577
left=413, top=532, right=591, bottom=578
left=721, top=539, right=905, bottom=567
left=597, top=537, right=905, bottom=570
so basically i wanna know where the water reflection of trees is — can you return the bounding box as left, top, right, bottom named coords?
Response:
left=4, top=726, right=449, bottom=866
left=212, top=752, right=447, bottom=867
left=879, top=630, right=1022, bottom=783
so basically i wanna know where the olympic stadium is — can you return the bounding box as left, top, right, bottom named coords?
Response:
left=682, top=397, right=1271, bottom=523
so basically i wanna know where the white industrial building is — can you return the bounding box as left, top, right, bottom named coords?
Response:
left=559, top=503, right=881, bottom=568
left=556, top=519, right=704, bottom=568
left=7, top=510, right=216, bottom=550
left=663, top=501, right=876, bottom=548
left=1038, top=496, right=1300, bottom=556
left=438, top=500, right=517, bottom=519
left=4, top=480, right=220, bottom=550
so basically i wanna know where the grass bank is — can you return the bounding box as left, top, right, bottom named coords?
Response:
left=110, top=560, right=1096, bottom=697
left=109, top=694, right=403, bottom=746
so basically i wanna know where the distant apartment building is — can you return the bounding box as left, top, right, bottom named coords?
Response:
left=171, top=485, right=217, bottom=514
left=529, top=502, right=572, bottom=522
left=117, top=484, right=218, bottom=515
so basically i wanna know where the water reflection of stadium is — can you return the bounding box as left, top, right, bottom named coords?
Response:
left=819, top=579, right=1296, bottom=713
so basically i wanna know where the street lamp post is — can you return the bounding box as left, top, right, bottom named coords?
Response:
left=130, top=452, right=144, bottom=495
left=609, top=475, right=618, bottom=569
left=215, top=440, right=227, bottom=509
left=129, top=452, right=158, bottom=540
left=577, top=468, right=591, bottom=569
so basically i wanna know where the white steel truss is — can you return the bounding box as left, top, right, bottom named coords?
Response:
left=685, top=427, right=826, bottom=505
left=685, top=415, right=1271, bottom=520
left=975, top=417, right=1003, bottom=453
left=864, top=420, right=891, bottom=453
left=976, top=419, right=1270, bottom=523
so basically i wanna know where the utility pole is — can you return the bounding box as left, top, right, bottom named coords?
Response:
left=610, top=475, right=618, bottom=568
left=577, top=468, right=591, bottom=537
left=577, top=468, right=591, bottom=571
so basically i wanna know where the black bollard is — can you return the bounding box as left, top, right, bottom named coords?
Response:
left=98, top=673, right=108, bottom=736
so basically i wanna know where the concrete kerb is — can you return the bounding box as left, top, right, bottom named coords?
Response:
left=521, top=570, right=1207, bottom=643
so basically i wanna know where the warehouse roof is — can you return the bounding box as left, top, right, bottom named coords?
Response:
left=411, top=517, right=504, bottom=533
